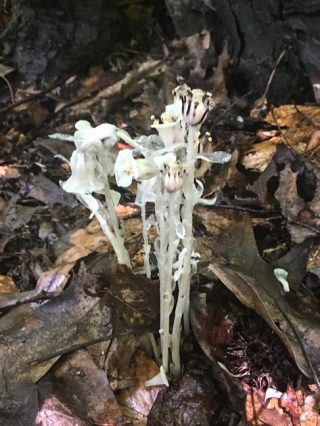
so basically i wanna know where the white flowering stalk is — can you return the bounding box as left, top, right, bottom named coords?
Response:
left=52, top=85, right=231, bottom=382
left=114, top=85, right=231, bottom=379
left=50, top=120, right=133, bottom=267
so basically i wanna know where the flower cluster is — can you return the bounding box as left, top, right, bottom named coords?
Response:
left=51, top=84, right=231, bottom=383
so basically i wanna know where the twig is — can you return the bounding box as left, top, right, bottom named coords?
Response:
left=0, top=74, right=74, bottom=114
left=0, top=290, right=60, bottom=310
left=261, top=49, right=286, bottom=102
left=31, top=328, right=158, bottom=364
left=270, top=106, right=291, bottom=147
left=1, top=75, right=14, bottom=104
left=212, top=204, right=279, bottom=215
left=69, top=59, right=165, bottom=114
left=288, top=219, right=320, bottom=235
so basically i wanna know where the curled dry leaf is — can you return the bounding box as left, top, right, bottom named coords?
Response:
left=52, top=349, right=122, bottom=425
left=197, top=208, right=320, bottom=383
left=0, top=266, right=113, bottom=425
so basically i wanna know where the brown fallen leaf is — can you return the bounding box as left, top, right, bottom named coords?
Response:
left=27, top=174, right=77, bottom=207
left=0, top=165, right=20, bottom=179
left=0, top=275, right=18, bottom=293
left=0, top=266, right=113, bottom=425
left=116, top=349, right=161, bottom=422
left=197, top=208, right=320, bottom=384
left=306, top=130, right=320, bottom=153
left=273, top=145, right=320, bottom=243
left=148, top=367, right=218, bottom=426
left=275, top=163, right=305, bottom=219
left=244, top=385, right=292, bottom=426
left=115, top=203, right=139, bottom=219
left=249, top=159, right=277, bottom=208
left=53, top=349, right=122, bottom=425
left=240, top=139, right=278, bottom=172
left=265, top=105, right=320, bottom=154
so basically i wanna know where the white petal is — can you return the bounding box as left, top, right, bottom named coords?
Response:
left=75, top=120, right=91, bottom=130
left=175, top=222, right=185, bottom=239
left=165, top=100, right=182, bottom=117
left=114, top=149, right=137, bottom=187
left=49, top=133, right=74, bottom=141
left=197, top=151, right=231, bottom=163
left=62, top=151, right=104, bottom=193
left=194, top=180, right=204, bottom=200
left=274, top=268, right=290, bottom=293
left=117, top=173, right=133, bottom=188
left=153, top=152, right=175, bottom=169
left=136, top=158, right=157, bottom=180
left=145, top=366, right=169, bottom=387
left=151, top=122, right=177, bottom=147
left=265, top=388, right=283, bottom=401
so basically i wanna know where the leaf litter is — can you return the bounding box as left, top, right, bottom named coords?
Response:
left=0, top=21, right=320, bottom=426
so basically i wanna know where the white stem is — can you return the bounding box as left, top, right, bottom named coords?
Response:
left=148, top=332, right=161, bottom=365
left=94, top=208, right=129, bottom=266
left=102, top=180, right=131, bottom=268
left=156, top=187, right=171, bottom=373
left=171, top=124, right=197, bottom=376
left=141, top=202, right=151, bottom=278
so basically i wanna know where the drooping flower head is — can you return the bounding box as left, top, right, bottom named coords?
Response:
left=51, top=120, right=120, bottom=194
left=173, top=84, right=215, bottom=127
left=114, top=149, right=157, bottom=188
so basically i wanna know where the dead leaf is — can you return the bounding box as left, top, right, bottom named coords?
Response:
left=249, top=159, right=277, bottom=207
left=244, top=385, right=292, bottom=426
left=27, top=174, right=77, bottom=207
left=148, top=368, right=218, bottom=426
left=265, top=105, right=320, bottom=154
left=53, top=349, right=122, bottom=425
left=0, top=266, right=112, bottom=424
left=275, top=163, right=305, bottom=219
left=0, top=165, right=20, bottom=179
left=0, top=275, right=18, bottom=293
left=198, top=208, right=320, bottom=382
left=116, top=349, right=161, bottom=422
left=2, top=204, right=37, bottom=232
left=0, top=63, right=14, bottom=77
left=241, top=139, right=278, bottom=172
left=306, top=130, right=320, bottom=152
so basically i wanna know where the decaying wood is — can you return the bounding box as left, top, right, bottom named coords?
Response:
left=70, top=59, right=166, bottom=115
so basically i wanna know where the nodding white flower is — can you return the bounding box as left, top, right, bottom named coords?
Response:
left=151, top=100, right=184, bottom=147
left=74, top=120, right=119, bottom=151
left=173, top=85, right=214, bottom=127
left=115, top=149, right=157, bottom=188
left=62, top=151, right=105, bottom=194
left=163, top=159, right=184, bottom=193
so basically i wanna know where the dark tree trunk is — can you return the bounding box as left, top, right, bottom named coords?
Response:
left=166, top=0, right=320, bottom=103
left=1, top=0, right=121, bottom=82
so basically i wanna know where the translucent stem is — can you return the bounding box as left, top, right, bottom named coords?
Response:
left=141, top=202, right=151, bottom=278
left=171, top=124, right=197, bottom=376
left=102, top=180, right=131, bottom=268
left=93, top=207, right=129, bottom=266
left=156, top=188, right=171, bottom=373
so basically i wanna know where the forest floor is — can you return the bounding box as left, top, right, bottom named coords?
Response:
left=0, top=32, right=320, bottom=426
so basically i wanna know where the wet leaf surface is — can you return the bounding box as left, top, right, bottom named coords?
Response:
left=147, top=367, right=218, bottom=426
left=197, top=208, right=320, bottom=384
